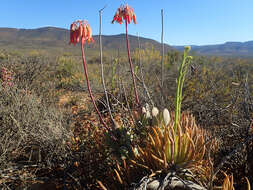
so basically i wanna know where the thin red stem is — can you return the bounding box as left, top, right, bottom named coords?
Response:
left=125, top=21, right=140, bottom=106
left=80, top=42, right=109, bottom=131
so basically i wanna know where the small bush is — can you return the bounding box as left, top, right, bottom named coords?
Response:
left=0, top=85, right=72, bottom=169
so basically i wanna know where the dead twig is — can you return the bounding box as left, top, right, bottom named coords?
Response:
left=99, top=5, right=116, bottom=129
left=136, top=33, right=154, bottom=107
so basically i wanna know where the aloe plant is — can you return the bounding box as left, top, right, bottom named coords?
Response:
left=108, top=113, right=214, bottom=189
left=132, top=113, right=208, bottom=171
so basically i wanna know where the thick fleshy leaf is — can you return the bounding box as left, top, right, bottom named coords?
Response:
left=114, top=169, right=123, bottom=184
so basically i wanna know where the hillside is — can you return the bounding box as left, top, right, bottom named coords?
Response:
left=0, top=27, right=172, bottom=55
left=1, top=27, right=253, bottom=57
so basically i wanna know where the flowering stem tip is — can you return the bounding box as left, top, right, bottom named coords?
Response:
left=112, top=4, right=139, bottom=106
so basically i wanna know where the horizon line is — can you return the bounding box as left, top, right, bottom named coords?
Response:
left=0, top=26, right=252, bottom=47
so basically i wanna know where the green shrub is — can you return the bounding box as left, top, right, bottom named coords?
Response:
left=56, top=56, right=84, bottom=90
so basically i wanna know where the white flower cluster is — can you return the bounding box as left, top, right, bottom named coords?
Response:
left=141, top=103, right=171, bottom=126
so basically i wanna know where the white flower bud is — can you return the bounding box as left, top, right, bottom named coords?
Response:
left=142, top=106, right=146, bottom=114
left=146, top=110, right=151, bottom=119
left=145, top=103, right=150, bottom=111
left=163, top=108, right=170, bottom=126
left=143, top=103, right=151, bottom=119
left=152, top=107, right=159, bottom=117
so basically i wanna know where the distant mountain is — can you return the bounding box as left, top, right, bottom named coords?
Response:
left=0, top=27, right=172, bottom=55
left=173, top=41, right=253, bottom=57
left=1, top=27, right=253, bottom=57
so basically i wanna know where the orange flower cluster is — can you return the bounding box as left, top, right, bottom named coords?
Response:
left=69, top=20, right=94, bottom=45
left=112, top=4, right=137, bottom=24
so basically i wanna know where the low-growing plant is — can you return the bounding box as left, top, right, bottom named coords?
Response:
left=55, top=56, right=84, bottom=90
left=1, top=55, right=61, bottom=105
left=216, top=173, right=251, bottom=190
left=106, top=112, right=215, bottom=189
left=0, top=67, right=14, bottom=87
left=0, top=85, right=72, bottom=169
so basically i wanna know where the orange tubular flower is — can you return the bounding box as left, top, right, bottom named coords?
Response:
left=69, top=20, right=94, bottom=45
left=86, top=24, right=94, bottom=43
left=112, top=4, right=137, bottom=24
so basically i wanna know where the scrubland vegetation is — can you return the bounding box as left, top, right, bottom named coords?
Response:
left=1, top=4, right=253, bottom=190
left=0, top=43, right=253, bottom=189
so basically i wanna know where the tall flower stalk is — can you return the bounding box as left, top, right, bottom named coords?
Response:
left=112, top=4, right=140, bottom=106
left=174, top=46, right=193, bottom=133
left=161, top=9, right=164, bottom=88
left=69, top=20, right=109, bottom=131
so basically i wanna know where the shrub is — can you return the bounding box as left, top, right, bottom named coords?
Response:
left=0, top=85, right=72, bottom=169
left=1, top=54, right=61, bottom=104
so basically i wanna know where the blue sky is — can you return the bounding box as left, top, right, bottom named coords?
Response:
left=1, top=0, right=253, bottom=45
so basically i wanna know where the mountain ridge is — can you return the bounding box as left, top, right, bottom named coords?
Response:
left=0, top=27, right=253, bottom=57
left=0, top=27, right=172, bottom=55
left=173, top=41, right=253, bottom=57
